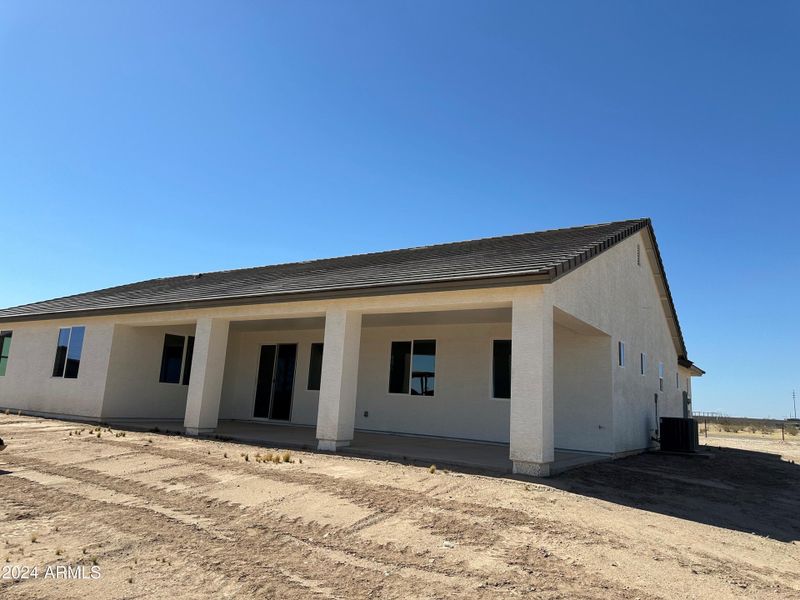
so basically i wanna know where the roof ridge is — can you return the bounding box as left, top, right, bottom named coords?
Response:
left=139, top=217, right=651, bottom=283
left=0, top=218, right=651, bottom=317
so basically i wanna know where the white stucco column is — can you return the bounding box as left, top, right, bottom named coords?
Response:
left=510, top=288, right=555, bottom=476
left=183, top=317, right=230, bottom=436
left=316, top=308, right=362, bottom=451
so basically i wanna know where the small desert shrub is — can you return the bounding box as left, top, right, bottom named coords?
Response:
left=429, top=464, right=437, bottom=474
left=30, top=535, right=38, bottom=544
left=96, top=432, right=101, bottom=438
left=244, top=454, right=249, bottom=462
left=223, top=452, right=228, bottom=458
left=55, top=549, right=63, bottom=556
left=4, top=409, right=9, bottom=415
left=787, top=427, right=798, bottom=436
left=282, top=451, right=291, bottom=463
left=299, top=458, right=303, bottom=464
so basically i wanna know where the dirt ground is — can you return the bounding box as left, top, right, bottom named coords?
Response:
left=1, top=414, right=799, bottom=599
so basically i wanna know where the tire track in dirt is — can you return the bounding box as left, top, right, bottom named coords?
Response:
left=2, top=441, right=654, bottom=599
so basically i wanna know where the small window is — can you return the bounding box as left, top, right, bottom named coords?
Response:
left=157, top=334, right=195, bottom=385
left=618, top=341, right=625, bottom=367
left=307, top=343, right=324, bottom=391
left=52, top=326, right=85, bottom=379
left=0, top=331, right=12, bottom=376
left=492, top=340, right=511, bottom=399
left=658, top=362, right=665, bottom=391
left=389, top=340, right=436, bottom=396
left=676, top=372, right=680, bottom=389
left=160, top=335, right=185, bottom=383
left=640, top=352, right=647, bottom=376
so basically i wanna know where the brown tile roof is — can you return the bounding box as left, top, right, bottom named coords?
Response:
left=0, top=219, right=649, bottom=318
left=3, top=217, right=695, bottom=365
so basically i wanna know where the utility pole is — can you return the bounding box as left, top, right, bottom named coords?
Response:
left=794, top=389, right=797, bottom=420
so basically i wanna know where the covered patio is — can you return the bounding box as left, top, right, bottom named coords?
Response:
left=108, top=418, right=609, bottom=475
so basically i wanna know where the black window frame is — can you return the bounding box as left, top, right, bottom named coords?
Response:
left=492, top=339, right=511, bottom=400
left=159, top=334, right=194, bottom=385
left=52, top=326, right=86, bottom=379
left=307, top=342, right=324, bottom=391
left=0, top=330, right=12, bottom=377
left=388, top=339, right=436, bottom=397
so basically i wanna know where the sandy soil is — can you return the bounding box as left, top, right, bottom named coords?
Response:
left=1, top=414, right=799, bottom=599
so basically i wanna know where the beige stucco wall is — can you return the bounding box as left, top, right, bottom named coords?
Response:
left=0, top=240, right=694, bottom=457
left=551, top=230, right=686, bottom=453
left=219, top=328, right=324, bottom=426
left=0, top=319, right=114, bottom=419
left=553, top=323, right=614, bottom=452
left=101, top=323, right=196, bottom=420
left=354, top=322, right=512, bottom=443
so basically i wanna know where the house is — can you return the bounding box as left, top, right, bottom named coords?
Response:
left=0, top=218, right=703, bottom=476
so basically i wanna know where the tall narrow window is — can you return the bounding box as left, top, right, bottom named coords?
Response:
left=52, top=326, right=85, bottom=379
left=410, top=340, right=436, bottom=396
left=640, top=352, right=647, bottom=376
left=676, top=372, right=680, bottom=389
left=618, top=341, right=625, bottom=367
left=53, top=328, right=70, bottom=377
left=307, top=343, right=324, bottom=391
left=658, top=362, right=665, bottom=392
left=492, top=339, right=512, bottom=399
left=389, top=340, right=435, bottom=396
left=389, top=341, right=412, bottom=394
left=0, top=331, right=12, bottom=377
left=182, top=336, right=195, bottom=385
left=159, top=334, right=186, bottom=384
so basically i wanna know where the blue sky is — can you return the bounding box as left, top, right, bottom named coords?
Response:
left=1, top=2, right=798, bottom=418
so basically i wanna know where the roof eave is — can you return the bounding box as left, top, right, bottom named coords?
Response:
left=0, top=271, right=553, bottom=324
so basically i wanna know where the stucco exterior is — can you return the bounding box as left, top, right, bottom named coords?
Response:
left=0, top=223, right=702, bottom=475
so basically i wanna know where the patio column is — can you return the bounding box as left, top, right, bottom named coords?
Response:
left=316, top=308, right=362, bottom=451
left=184, top=317, right=230, bottom=436
left=510, top=289, right=555, bottom=476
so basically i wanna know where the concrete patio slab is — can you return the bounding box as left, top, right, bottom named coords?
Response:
left=107, top=418, right=609, bottom=475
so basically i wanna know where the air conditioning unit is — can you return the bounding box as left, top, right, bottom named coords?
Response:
left=659, top=417, right=699, bottom=453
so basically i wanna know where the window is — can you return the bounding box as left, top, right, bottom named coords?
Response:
left=640, top=352, right=647, bottom=376
left=658, top=362, right=665, bottom=392
left=389, top=340, right=436, bottom=396
left=618, top=341, right=625, bottom=367
left=182, top=336, right=195, bottom=385
left=307, top=343, right=324, bottom=391
left=676, top=372, right=680, bottom=389
left=492, top=339, right=511, bottom=399
left=0, top=331, right=12, bottom=376
left=159, top=334, right=195, bottom=385
left=52, top=326, right=85, bottom=379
